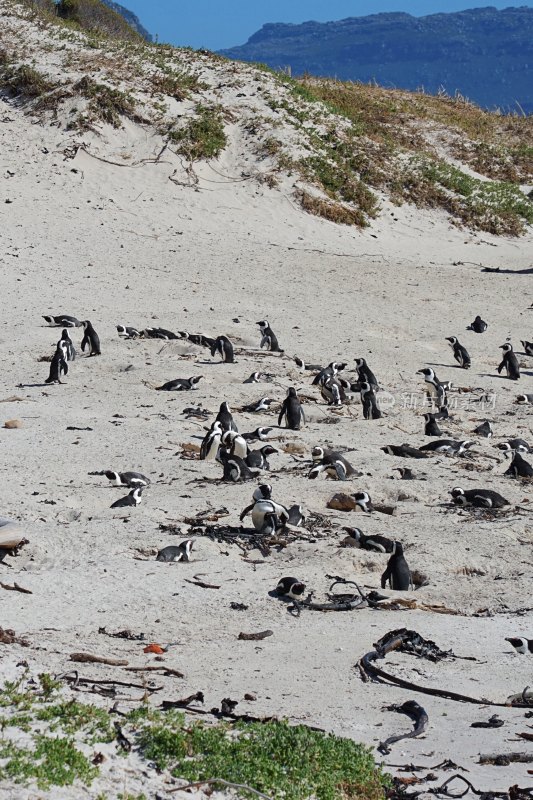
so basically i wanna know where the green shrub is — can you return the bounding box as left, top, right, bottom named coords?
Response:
left=169, top=104, right=227, bottom=160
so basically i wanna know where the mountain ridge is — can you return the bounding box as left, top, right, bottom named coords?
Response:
left=220, top=6, right=533, bottom=112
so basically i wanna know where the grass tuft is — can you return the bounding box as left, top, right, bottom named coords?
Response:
left=168, top=104, right=227, bottom=160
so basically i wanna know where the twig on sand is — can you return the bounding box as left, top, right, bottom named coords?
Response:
left=0, top=581, right=32, bottom=594
left=168, top=778, right=273, bottom=799
left=69, top=652, right=129, bottom=666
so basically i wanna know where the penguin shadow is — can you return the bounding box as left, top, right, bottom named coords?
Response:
left=18, top=382, right=55, bottom=388
left=426, top=362, right=467, bottom=370
left=477, top=372, right=524, bottom=380
left=194, top=359, right=237, bottom=366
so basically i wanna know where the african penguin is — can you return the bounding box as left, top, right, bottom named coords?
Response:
left=110, top=487, right=143, bottom=508
left=104, top=471, right=150, bottom=488
left=355, top=357, right=378, bottom=389
left=504, top=451, right=533, bottom=478
left=467, top=315, right=488, bottom=333
left=419, top=439, right=475, bottom=455
left=278, top=388, right=305, bottom=430
left=60, top=329, right=76, bottom=361
left=341, top=527, right=395, bottom=553
left=144, top=327, right=180, bottom=340
left=216, top=402, right=238, bottom=433
left=210, top=335, right=234, bottom=363
left=240, top=487, right=290, bottom=532
left=473, top=420, right=492, bottom=438
left=417, top=368, right=448, bottom=408
left=505, top=637, right=533, bottom=655
left=43, top=314, right=81, bottom=327
left=257, top=320, right=283, bottom=352
left=319, top=375, right=345, bottom=406
left=498, top=343, right=520, bottom=380
left=381, top=444, right=430, bottom=459
left=241, top=426, right=273, bottom=441
left=381, top=542, right=412, bottom=591
left=308, top=447, right=361, bottom=481
left=220, top=430, right=248, bottom=460
left=243, top=372, right=263, bottom=384
left=156, top=540, right=194, bottom=562
left=45, top=342, right=68, bottom=384
left=200, top=421, right=223, bottom=461
left=242, top=397, right=275, bottom=413
left=275, top=577, right=306, bottom=600
left=80, top=320, right=101, bottom=356
left=423, top=413, right=442, bottom=437
left=245, top=445, right=278, bottom=470
left=353, top=492, right=373, bottom=513
left=219, top=450, right=258, bottom=482
left=117, top=325, right=141, bottom=339
left=156, top=376, right=203, bottom=391
left=446, top=336, right=471, bottom=369
left=449, top=487, right=509, bottom=509
left=516, top=394, right=533, bottom=405
left=495, top=439, right=531, bottom=455
left=520, top=340, right=533, bottom=356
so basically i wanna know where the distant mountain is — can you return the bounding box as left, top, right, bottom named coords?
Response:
left=101, top=0, right=152, bottom=41
left=220, top=7, right=533, bottom=112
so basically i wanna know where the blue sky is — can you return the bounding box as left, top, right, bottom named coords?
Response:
left=123, top=1, right=533, bottom=49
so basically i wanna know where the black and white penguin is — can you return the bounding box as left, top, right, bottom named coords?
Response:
left=498, top=343, right=520, bottom=380
left=394, top=467, right=427, bottom=480
left=516, top=394, right=533, bottom=405
left=381, top=542, right=412, bottom=591
left=210, top=335, right=234, bottom=363
left=43, top=314, right=81, bottom=327
left=423, top=413, right=442, bottom=437
left=110, top=487, right=143, bottom=508
left=359, top=381, right=381, bottom=420
left=308, top=446, right=360, bottom=481
left=353, top=492, right=373, bottom=513
left=240, top=485, right=290, bottom=532
left=505, top=637, right=533, bottom=655
left=257, top=320, right=283, bottom=352
left=216, top=401, right=238, bottom=433
left=117, top=325, right=141, bottom=339
left=278, top=388, right=305, bottom=430
left=220, top=430, right=248, bottom=460
left=144, top=327, right=180, bottom=340
left=242, top=397, right=275, bottom=413
left=311, top=362, right=347, bottom=386
left=504, top=451, right=533, bottom=478
left=104, top=470, right=150, bottom=488
left=241, top=426, right=273, bottom=441
left=449, top=487, right=509, bottom=508
left=495, top=439, right=531, bottom=455
left=294, top=356, right=323, bottom=372
left=520, top=340, right=533, bottom=356
left=467, top=315, right=488, bottom=333
left=156, top=376, right=203, bottom=391
left=200, top=421, right=223, bottom=461
left=381, top=444, right=430, bottom=459
left=446, top=336, right=471, bottom=369
left=156, top=540, right=194, bottom=562
left=417, top=368, right=448, bottom=408
left=219, top=450, right=258, bottom=482
left=275, top=577, right=306, bottom=600
left=243, top=372, right=263, bottom=384
left=342, top=527, right=395, bottom=553
left=419, top=439, right=475, bottom=455
left=319, top=375, right=346, bottom=406
left=245, top=445, right=279, bottom=470
left=59, top=329, right=76, bottom=361
left=80, top=320, right=101, bottom=356
left=45, top=342, right=69, bottom=384
left=474, top=420, right=493, bottom=438
left=355, top=357, right=378, bottom=389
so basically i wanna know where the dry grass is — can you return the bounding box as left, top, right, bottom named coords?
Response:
left=297, top=189, right=369, bottom=227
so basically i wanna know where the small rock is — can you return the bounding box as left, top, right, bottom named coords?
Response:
left=327, top=493, right=356, bottom=512
left=4, top=419, right=22, bottom=429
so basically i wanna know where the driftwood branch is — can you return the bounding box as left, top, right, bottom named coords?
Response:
left=378, top=700, right=429, bottom=754
left=69, top=652, right=128, bottom=666
left=0, top=581, right=32, bottom=594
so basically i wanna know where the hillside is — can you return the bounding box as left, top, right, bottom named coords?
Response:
left=220, top=6, right=533, bottom=114
left=0, top=2, right=533, bottom=798
left=101, top=0, right=152, bottom=41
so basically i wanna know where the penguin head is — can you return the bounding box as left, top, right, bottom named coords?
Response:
left=256, top=427, right=272, bottom=440
left=460, top=440, right=476, bottom=450
left=180, top=539, right=194, bottom=559
left=275, top=576, right=305, bottom=598
left=311, top=446, right=325, bottom=462
left=254, top=484, right=272, bottom=500
left=423, top=412, right=435, bottom=422
left=261, top=446, right=278, bottom=456
left=380, top=445, right=394, bottom=455
left=516, top=395, right=529, bottom=404
left=450, top=487, right=465, bottom=503
left=132, top=487, right=143, bottom=501
left=343, top=527, right=363, bottom=544
left=417, top=368, right=434, bottom=379
left=221, top=431, right=236, bottom=446
left=499, top=343, right=513, bottom=352
left=392, top=541, right=404, bottom=555
left=220, top=401, right=230, bottom=413
left=355, top=358, right=367, bottom=368
left=116, top=325, right=127, bottom=335
left=43, top=315, right=54, bottom=324
left=353, top=491, right=372, bottom=512
left=256, top=320, right=268, bottom=329
left=288, top=387, right=297, bottom=397
left=294, top=356, right=305, bottom=369
left=505, top=637, right=528, bottom=654
left=445, top=336, right=458, bottom=345
left=105, top=470, right=120, bottom=482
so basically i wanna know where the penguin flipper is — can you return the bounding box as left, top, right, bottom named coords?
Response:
left=239, top=503, right=254, bottom=521
left=81, top=334, right=88, bottom=352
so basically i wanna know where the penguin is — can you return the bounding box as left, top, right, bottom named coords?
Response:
left=245, top=445, right=278, bottom=470
left=216, top=401, right=238, bottom=433
left=43, top=314, right=81, bottom=327
left=449, top=487, right=509, bottom=508
left=319, top=375, right=346, bottom=406
left=393, top=467, right=427, bottom=481
left=342, top=527, right=395, bottom=553
left=116, top=325, right=141, bottom=339
left=505, top=637, right=533, bottom=655
left=521, top=340, right=533, bottom=356
left=110, top=487, right=143, bottom=508
left=156, top=540, right=194, bottom=562
left=144, top=327, right=180, bottom=340
left=419, top=439, right=475, bottom=455
left=353, top=492, right=373, bottom=513
left=242, top=397, right=275, bottom=413
left=516, top=394, right=533, bottom=405
left=504, top=450, right=533, bottom=478
left=381, top=542, right=412, bottom=591
left=423, top=413, right=442, bottom=436
left=446, top=336, right=471, bottom=369
left=275, top=577, right=306, bottom=600
left=474, top=420, right=492, bottom=438
left=257, top=320, right=283, bottom=352
left=381, top=444, right=430, bottom=459
left=311, top=362, right=347, bottom=386
left=240, top=485, right=290, bottom=531
left=60, top=329, right=76, bottom=361
left=278, top=388, right=305, bottom=430
left=200, top=421, right=223, bottom=461
left=45, top=342, right=68, bottom=384
left=219, top=450, right=258, bottom=482
left=498, top=343, right=520, bottom=380
left=156, top=376, right=203, bottom=391
left=357, top=382, right=380, bottom=420
left=417, top=368, right=447, bottom=408
left=355, top=358, right=378, bottom=389
left=294, top=356, right=323, bottom=372
left=495, top=439, right=531, bottom=455
left=287, top=504, right=306, bottom=526
left=241, top=426, right=273, bottom=441
left=309, top=447, right=361, bottom=481
left=467, top=315, right=488, bottom=333
left=80, top=320, right=101, bottom=356
left=210, top=335, right=234, bottom=363
left=104, top=470, right=150, bottom=488
left=243, top=372, right=268, bottom=384
left=220, top=430, right=248, bottom=460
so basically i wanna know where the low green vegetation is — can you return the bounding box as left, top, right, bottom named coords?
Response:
left=168, top=104, right=228, bottom=160
left=55, top=0, right=143, bottom=43
left=73, top=75, right=136, bottom=126
left=0, top=675, right=389, bottom=798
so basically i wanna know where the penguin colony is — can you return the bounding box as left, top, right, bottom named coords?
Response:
left=33, top=312, right=533, bottom=650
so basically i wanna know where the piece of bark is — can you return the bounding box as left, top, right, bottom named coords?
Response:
left=69, top=652, right=128, bottom=666
left=0, top=581, right=32, bottom=594
left=238, top=630, right=273, bottom=641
